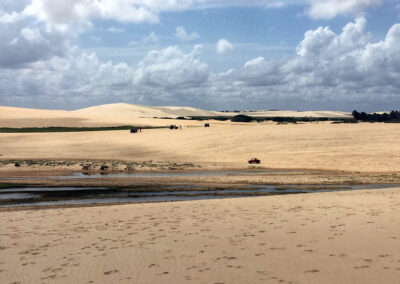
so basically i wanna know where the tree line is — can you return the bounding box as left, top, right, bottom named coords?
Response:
left=352, top=110, right=400, bottom=122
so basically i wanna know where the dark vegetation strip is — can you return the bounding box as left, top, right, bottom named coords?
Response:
left=186, top=115, right=356, bottom=123
left=352, top=110, right=400, bottom=123
left=0, top=125, right=168, bottom=133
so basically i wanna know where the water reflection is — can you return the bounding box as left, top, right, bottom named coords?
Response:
left=0, top=184, right=398, bottom=208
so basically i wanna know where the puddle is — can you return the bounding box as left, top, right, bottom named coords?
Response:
left=1, top=183, right=399, bottom=208
left=54, top=169, right=299, bottom=179
left=3, top=195, right=250, bottom=207
left=2, top=187, right=109, bottom=192
left=0, top=193, right=38, bottom=200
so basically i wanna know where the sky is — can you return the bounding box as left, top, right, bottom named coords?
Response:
left=0, top=0, right=400, bottom=111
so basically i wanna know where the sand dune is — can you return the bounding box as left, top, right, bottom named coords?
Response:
left=73, top=103, right=223, bottom=118
left=0, top=103, right=352, bottom=128
left=244, top=110, right=351, bottom=118
left=0, top=106, right=72, bottom=119
left=0, top=103, right=225, bottom=127
left=1, top=123, right=399, bottom=173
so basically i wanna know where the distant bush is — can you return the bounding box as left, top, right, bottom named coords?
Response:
left=0, top=125, right=167, bottom=133
left=187, top=115, right=354, bottom=123
left=271, top=117, right=297, bottom=124
left=352, top=110, right=400, bottom=122
left=189, top=116, right=229, bottom=121
left=331, top=119, right=357, bottom=124
left=231, top=115, right=253, bottom=122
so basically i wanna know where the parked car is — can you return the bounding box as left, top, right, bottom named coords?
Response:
left=248, top=158, right=261, bottom=164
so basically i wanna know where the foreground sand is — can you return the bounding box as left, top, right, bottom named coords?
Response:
left=1, top=188, right=400, bottom=284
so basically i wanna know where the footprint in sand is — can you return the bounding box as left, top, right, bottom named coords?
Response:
left=304, top=269, right=320, bottom=273
left=103, top=269, right=119, bottom=275
left=270, top=247, right=285, bottom=251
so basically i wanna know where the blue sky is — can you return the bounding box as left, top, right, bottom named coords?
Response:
left=0, top=0, right=400, bottom=111
left=82, top=3, right=397, bottom=71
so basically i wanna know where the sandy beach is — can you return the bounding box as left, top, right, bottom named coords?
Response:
left=1, top=104, right=400, bottom=283
left=1, top=103, right=396, bottom=174
left=1, top=188, right=400, bottom=284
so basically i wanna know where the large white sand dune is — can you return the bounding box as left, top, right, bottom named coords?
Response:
left=0, top=105, right=71, bottom=119
left=0, top=103, right=351, bottom=127
left=73, top=103, right=223, bottom=118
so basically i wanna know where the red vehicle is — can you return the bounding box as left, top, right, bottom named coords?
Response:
left=248, top=158, right=261, bottom=164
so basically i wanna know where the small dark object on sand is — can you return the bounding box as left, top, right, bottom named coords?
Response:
left=130, top=129, right=138, bottom=133
left=14, top=162, right=21, bottom=167
left=169, top=125, right=178, bottom=129
left=82, top=165, right=91, bottom=171
left=100, top=165, right=109, bottom=171
left=205, top=123, right=210, bottom=127
left=125, top=166, right=134, bottom=172
left=248, top=158, right=261, bottom=164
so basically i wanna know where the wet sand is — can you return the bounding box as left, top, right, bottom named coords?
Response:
left=1, top=166, right=400, bottom=192
left=1, top=187, right=400, bottom=283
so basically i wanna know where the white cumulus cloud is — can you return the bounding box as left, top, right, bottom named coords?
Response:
left=175, top=26, right=199, bottom=41
left=0, top=13, right=69, bottom=68
left=106, top=27, right=125, bottom=33
left=134, top=45, right=209, bottom=88
left=216, top=39, right=234, bottom=54
left=129, top=32, right=159, bottom=46
left=307, top=0, right=382, bottom=19
left=0, top=7, right=399, bottom=111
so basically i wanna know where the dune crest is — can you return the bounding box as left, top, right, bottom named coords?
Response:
left=72, top=103, right=222, bottom=118
left=0, top=103, right=352, bottom=127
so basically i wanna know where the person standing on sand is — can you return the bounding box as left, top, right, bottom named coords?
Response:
left=179, top=125, right=182, bottom=130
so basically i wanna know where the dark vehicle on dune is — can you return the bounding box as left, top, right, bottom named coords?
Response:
left=205, top=123, right=210, bottom=127
left=248, top=158, right=261, bottom=164
left=130, top=128, right=138, bottom=133
left=169, top=125, right=179, bottom=129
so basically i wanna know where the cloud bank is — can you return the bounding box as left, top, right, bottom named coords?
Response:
left=1, top=0, right=382, bottom=27
left=1, top=15, right=399, bottom=110
left=0, top=1, right=398, bottom=111
left=308, top=0, right=382, bottom=19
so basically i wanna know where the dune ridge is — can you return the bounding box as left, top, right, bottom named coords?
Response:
left=0, top=103, right=352, bottom=128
